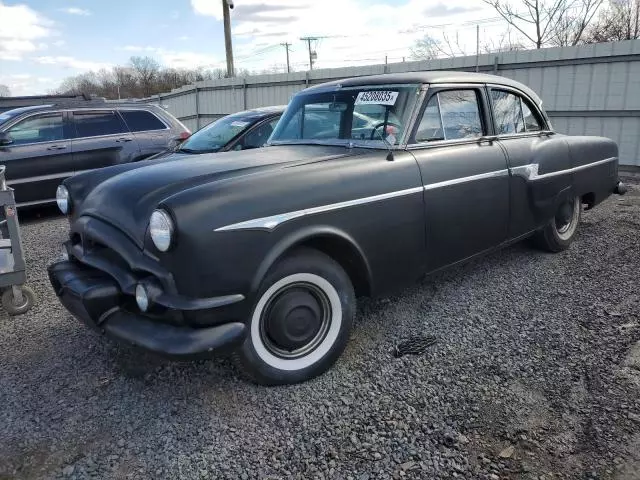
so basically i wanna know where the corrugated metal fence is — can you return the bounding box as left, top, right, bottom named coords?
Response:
left=142, top=39, right=640, bottom=167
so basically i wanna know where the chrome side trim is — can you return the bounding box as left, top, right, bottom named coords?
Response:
left=423, top=169, right=509, bottom=191
left=7, top=168, right=96, bottom=186
left=511, top=157, right=617, bottom=181
left=215, top=186, right=424, bottom=232
left=216, top=157, right=616, bottom=233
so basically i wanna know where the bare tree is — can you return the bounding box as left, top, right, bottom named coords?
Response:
left=130, top=56, right=161, bottom=97
left=482, top=28, right=527, bottom=52
left=0, top=84, right=10, bottom=97
left=483, top=0, right=603, bottom=48
left=410, top=32, right=468, bottom=60
left=585, top=0, right=640, bottom=42
left=410, top=35, right=441, bottom=60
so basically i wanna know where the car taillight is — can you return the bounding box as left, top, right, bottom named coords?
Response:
left=179, top=131, right=191, bottom=140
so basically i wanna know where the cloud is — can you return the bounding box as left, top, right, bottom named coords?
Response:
left=422, top=3, right=475, bottom=17
left=0, top=2, right=54, bottom=60
left=122, top=45, right=158, bottom=52
left=59, top=7, right=91, bottom=16
left=52, top=40, right=66, bottom=47
left=34, top=56, right=112, bottom=71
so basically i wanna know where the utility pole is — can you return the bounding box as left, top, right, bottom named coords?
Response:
left=281, top=42, right=291, bottom=73
left=222, top=0, right=235, bottom=77
left=300, top=37, right=318, bottom=70
left=476, top=24, right=480, bottom=73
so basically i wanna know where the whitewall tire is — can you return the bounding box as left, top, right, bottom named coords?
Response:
left=235, top=248, right=355, bottom=385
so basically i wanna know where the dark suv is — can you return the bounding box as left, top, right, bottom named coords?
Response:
left=0, top=101, right=190, bottom=206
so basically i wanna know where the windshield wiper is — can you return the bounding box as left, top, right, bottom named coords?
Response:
left=176, top=147, right=200, bottom=154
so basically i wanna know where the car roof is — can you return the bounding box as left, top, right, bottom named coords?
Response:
left=226, top=105, right=286, bottom=121
left=2, top=102, right=163, bottom=114
left=304, top=71, right=543, bottom=105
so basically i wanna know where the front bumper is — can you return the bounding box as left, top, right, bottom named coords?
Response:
left=49, top=261, right=247, bottom=357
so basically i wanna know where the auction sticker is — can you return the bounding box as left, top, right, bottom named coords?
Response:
left=231, top=121, right=250, bottom=127
left=355, top=91, right=398, bottom=106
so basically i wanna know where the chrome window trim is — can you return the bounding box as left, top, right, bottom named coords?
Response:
left=117, top=108, right=170, bottom=132
left=216, top=157, right=617, bottom=233
left=1, top=111, right=68, bottom=147
left=486, top=84, right=549, bottom=134
left=410, top=85, right=485, bottom=146
left=1, top=108, right=170, bottom=143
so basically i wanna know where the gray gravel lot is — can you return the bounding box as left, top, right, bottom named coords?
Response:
left=1, top=180, right=640, bottom=480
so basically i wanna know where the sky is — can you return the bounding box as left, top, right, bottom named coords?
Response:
left=0, top=0, right=510, bottom=96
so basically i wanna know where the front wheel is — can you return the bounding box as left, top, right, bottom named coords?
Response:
left=533, top=196, right=582, bottom=252
left=235, top=248, right=355, bottom=385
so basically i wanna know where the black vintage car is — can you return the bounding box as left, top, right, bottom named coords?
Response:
left=49, top=72, right=626, bottom=385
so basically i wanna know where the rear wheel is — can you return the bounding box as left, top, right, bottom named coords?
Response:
left=235, top=248, right=355, bottom=385
left=533, top=196, right=582, bottom=252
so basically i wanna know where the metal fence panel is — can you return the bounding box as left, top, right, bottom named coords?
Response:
left=140, top=39, right=640, bottom=166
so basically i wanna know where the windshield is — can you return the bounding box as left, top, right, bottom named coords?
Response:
left=178, top=114, right=257, bottom=153
left=269, top=84, right=421, bottom=147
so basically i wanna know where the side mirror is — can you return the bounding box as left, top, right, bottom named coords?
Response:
left=0, top=132, right=12, bottom=146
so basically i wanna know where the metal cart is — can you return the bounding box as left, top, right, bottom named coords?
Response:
left=0, top=166, right=35, bottom=315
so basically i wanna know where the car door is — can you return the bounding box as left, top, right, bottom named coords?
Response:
left=119, top=109, right=172, bottom=158
left=408, top=86, right=510, bottom=272
left=226, top=116, right=281, bottom=151
left=70, top=110, right=140, bottom=173
left=487, top=86, right=559, bottom=238
left=0, top=111, right=75, bottom=205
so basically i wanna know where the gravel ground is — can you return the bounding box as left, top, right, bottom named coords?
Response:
left=1, top=179, right=640, bottom=480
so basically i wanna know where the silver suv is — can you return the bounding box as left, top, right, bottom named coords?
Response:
left=0, top=100, right=190, bottom=206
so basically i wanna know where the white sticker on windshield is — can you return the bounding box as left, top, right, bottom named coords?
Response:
left=355, top=91, right=398, bottom=106
left=231, top=121, right=249, bottom=127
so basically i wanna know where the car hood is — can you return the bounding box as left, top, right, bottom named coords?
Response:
left=74, top=145, right=357, bottom=247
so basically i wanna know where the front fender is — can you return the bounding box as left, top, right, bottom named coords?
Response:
left=249, top=225, right=374, bottom=297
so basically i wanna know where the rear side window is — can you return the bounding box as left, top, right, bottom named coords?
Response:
left=5, top=113, right=66, bottom=145
left=491, top=90, right=524, bottom=134
left=120, top=110, right=167, bottom=132
left=73, top=111, right=128, bottom=138
left=415, top=89, right=483, bottom=142
left=491, top=89, right=543, bottom=134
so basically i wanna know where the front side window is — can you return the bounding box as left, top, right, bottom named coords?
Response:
left=120, top=110, right=166, bottom=132
left=241, top=117, right=280, bottom=149
left=414, top=89, right=483, bottom=142
left=74, top=111, right=128, bottom=138
left=270, top=84, right=421, bottom=147
left=6, top=113, right=65, bottom=145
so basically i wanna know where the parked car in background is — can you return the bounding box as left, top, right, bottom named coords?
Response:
left=0, top=101, right=190, bottom=206
left=49, top=72, right=626, bottom=386
left=152, top=106, right=285, bottom=159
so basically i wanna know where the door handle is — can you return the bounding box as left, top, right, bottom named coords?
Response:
left=479, top=135, right=498, bottom=144
left=46, top=145, right=67, bottom=150
left=116, top=137, right=133, bottom=143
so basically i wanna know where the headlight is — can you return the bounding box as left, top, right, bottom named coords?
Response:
left=135, top=283, right=149, bottom=312
left=149, top=209, right=174, bottom=252
left=56, top=185, right=70, bottom=214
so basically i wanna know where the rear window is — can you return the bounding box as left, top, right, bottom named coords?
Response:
left=120, top=110, right=166, bottom=132
left=74, top=111, right=128, bottom=137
